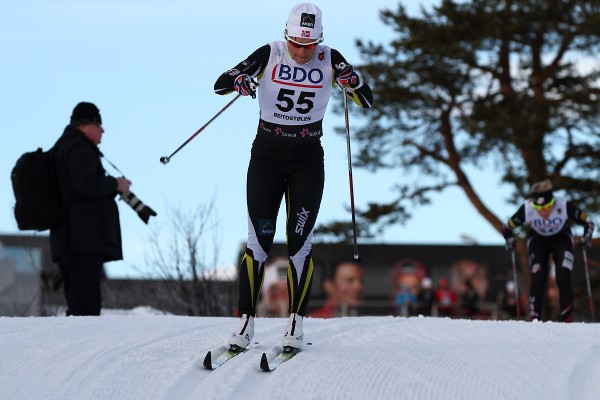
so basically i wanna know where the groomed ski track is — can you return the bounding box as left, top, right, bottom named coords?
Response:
left=2, top=315, right=600, bottom=400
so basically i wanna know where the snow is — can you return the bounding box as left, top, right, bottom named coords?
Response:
left=1, top=313, right=600, bottom=400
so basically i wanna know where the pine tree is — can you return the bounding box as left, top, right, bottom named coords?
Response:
left=328, top=0, right=600, bottom=238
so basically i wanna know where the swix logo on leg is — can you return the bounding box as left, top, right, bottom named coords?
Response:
left=271, top=64, right=323, bottom=88
left=294, top=207, right=310, bottom=235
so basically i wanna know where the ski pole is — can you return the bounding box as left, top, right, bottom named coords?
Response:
left=510, top=250, right=522, bottom=319
left=582, top=247, right=595, bottom=321
left=343, top=87, right=360, bottom=262
left=160, top=94, right=241, bottom=164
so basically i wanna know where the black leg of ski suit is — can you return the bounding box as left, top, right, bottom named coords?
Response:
left=237, top=136, right=324, bottom=317
left=527, top=233, right=574, bottom=322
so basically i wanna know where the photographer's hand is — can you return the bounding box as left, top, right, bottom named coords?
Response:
left=116, top=177, right=132, bottom=194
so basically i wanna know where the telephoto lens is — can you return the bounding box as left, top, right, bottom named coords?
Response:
left=120, top=190, right=157, bottom=224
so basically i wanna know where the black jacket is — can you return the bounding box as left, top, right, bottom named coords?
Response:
left=49, top=125, right=122, bottom=262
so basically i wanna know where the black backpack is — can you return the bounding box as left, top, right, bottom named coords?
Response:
left=11, top=147, right=62, bottom=231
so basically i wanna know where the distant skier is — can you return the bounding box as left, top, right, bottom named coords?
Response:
left=213, top=3, right=373, bottom=351
left=502, top=179, right=595, bottom=322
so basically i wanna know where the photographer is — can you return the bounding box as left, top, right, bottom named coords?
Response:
left=50, top=102, right=156, bottom=316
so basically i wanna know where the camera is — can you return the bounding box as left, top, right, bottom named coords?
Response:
left=120, top=190, right=157, bottom=224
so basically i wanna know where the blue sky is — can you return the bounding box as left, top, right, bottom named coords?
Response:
left=1, top=0, right=514, bottom=278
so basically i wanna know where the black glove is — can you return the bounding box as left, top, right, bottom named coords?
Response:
left=120, top=190, right=157, bottom=224
left=581, top=221, right=595, bottom=249
left=505, top=237, right=516, bottom=252
left=502, top=225, right=515, bottom=251
left=502, top=225, right=513, bottom=239
left=334, top=62, right=364, bottom=91
left=234, top=74, right=258, bottom=99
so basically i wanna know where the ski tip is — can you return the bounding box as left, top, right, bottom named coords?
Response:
left=260, top=352, right=272, bottom=372
left=203, top=351, right=213, bottom=370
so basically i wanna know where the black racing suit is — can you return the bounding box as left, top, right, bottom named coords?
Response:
left=506, top=198, right=593, bottom=322
left=214, top=43, right=373, bottom=317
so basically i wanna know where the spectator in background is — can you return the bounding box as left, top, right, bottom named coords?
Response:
left=395, top=283, right=416, bottom=317
left=390, top=259, right=427, bottom=300
left=416, top=277, right=435, bottom=316
left=257, top=258, right=289, bottom=317
left=459, top=279, right=480, bottom=317
left=450, top=259, right=489, bottom=303
left=497, top=280, right=519, bottom=319
left=311, top=261, right=364, bottom=318
left=434, top=277, right=458, bottom=317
